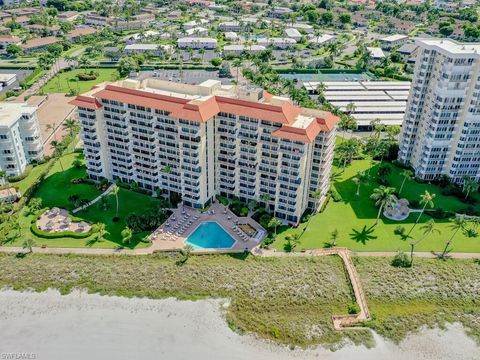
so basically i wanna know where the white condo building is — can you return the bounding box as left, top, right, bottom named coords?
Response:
left=71, top=79, right=338, bottom=224
left=0, top=102, right=43, bottom=177
left=398, top=39, right=480, bottom=183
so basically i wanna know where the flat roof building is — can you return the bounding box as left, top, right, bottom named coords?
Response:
left=0, top=102, right=43, bottom=177
left=71, top=79, right=338, bottom=224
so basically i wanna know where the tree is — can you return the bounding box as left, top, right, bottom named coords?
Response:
left=232, top=57, right=242, bottom=84
left=22, top=238, right=36, bottom=254
left=111, top=185, right=120, bottom=220
left=329, top=228, right=338, bottom=247
left=62, top=119, right=78, bottom=137
left=411, top=191, right=436, bottom=232
left=409, top=219, right=440, bottom=266
left=311, top=190, right=322, bottom=212
left=94, top=223, right=109, bottom=242
left=285, top=233, right=300, bottom=252
left=268, top=217, right=282, bottom=236
left=210, top=57, right=222, bottom=67
left=0, top=170, right=6, bottom=185
left=50, top=140, right=65, bottom=172
left=352, top=171, right=367, bottom=196
left=77, top=56, right=92, bottom=73
left=338, top=13, right=351, bottom=25
left=28, top=198, right=43, bottom=214
left=462, top=176, right=479, bottom=200
left=118, top=56, right=139, bottom=77
left=121, top=226, right=133, bottom=245
left=391, top=251, right=410, bottom=268
left=440, top=216, right=467, bottom=259
left=6, top=44, right=22, bottom=57
left=370, top=186, right=396, bottom=225
left=399, top=169, right=414, bottom=195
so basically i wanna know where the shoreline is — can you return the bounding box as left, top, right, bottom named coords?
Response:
left=0, top=289, right=479, bottom=360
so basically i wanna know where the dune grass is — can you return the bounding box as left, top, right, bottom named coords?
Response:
left=355, top=256, right=480, bottom=344
left=0, top=253, right=369, bottom=348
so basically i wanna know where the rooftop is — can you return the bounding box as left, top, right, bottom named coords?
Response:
left=0, top=102, right=36, bottom=128
left=416, top=38, right=480, bottom=56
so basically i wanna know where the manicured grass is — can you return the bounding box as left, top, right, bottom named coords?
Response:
left=41, top=68, right=119, bottom=94
left=75, top=188, right=161, bottom=248
left=0, top=253, right=367, bottom=348
left=5, top=152, right=159, bottom=249
left=355, top=257, right=480, bottom=344
left=10, top=161, right=50, bottom=195
left=34, top=152, right=101, bottom=211
left=273, top=159, right=480, bottom=253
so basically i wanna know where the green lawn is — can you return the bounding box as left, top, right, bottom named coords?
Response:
left=34, top=152, right=101, bottom=211
left=41, top=68, right=119, bottom=94
left=273, top=159, right=480, bottom=253
left=10, top=161, right=50, bottom=195
left=6, top=152, right=160, bottom=249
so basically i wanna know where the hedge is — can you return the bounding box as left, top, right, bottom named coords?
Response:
left=30, top=221, right=98, bottom=239
left=7, top=166, right=32, bottom=182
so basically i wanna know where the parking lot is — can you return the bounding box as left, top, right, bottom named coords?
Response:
left=135, top=69, right=233, bottom=85
left=0, top=68, right=33, bottom=95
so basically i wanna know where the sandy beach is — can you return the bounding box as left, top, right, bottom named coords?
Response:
left=0, top=289, right=479, bottom=360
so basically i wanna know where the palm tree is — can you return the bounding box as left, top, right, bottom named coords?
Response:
left=78, top=56, right=91, bottom=73
left=22, top=238, right=36, bottom=253
left=46, top=122, right=57, bottom=140
left=62, top=119, right=78, bottom=137
left=268, top=217, right=282, bottom=236
left=415, top=191, right=436, bottom=225
left=399, top=169, right=414, bottom=195
left=111, top=185, right=120, bottom=219
left=232, top=57, right=242, bottom=84
left=353, top=171, right=368, bottom=196
left=311, top=190, right=322, bottom=212
left=462, top=176, right=479, bottom=200
left=346, top=101, right=356, bottom=115
left=50, top=140, right=65, bottom=172
left=410, top=219, right=440, bottom=266
left=440, top=216, right=467, bottom=259
left=0, top=170, right=6, bottom=185
left=95, top=223, right=109, bottom=242
left=370, top=186, right=396, bottom=225
left=316, top=82, right=326, bottom=103
left=329, top=228, right=339, bottom=247
left=121, top=226, right=133, bottom=245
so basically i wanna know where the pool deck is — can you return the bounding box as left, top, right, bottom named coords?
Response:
left=148, top=202, right=266, bottom=253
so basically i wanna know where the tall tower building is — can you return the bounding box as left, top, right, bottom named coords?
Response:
left=71, top=79, right=338, bottom=224
left=398, top=38, right=480, bottom=183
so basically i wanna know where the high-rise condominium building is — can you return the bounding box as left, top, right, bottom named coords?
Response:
left=71, top=79, right=338, bottom=224
left=398, top=38, right=480, bottom=183
left=0, top=102, right=43, bottom=178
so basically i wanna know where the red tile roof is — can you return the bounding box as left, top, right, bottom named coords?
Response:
left=72, top=84, right=338, bottom=142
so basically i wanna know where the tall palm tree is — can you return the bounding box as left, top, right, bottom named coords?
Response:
left=0, top=170, right=6, bottom=185
left=268, top=217, right=282, bottom=236
left=410, top=219, right=440, bottom=266
left=62, top=118, right=78, bottom=137
left=232, top=57, right=242, bottom=84
left=462, top=176, right=479, bottom=200
left=121, top=226, right=133, bottom=245
left=111, top=185, right=120, bottom=219
left=50, top=140, right=65, bottom=171
left=353, top=171, right=368, bottom=196
left=22, top=238, right=36, bottom=253
left=46, top=122, right=57, bottom=140
left=399, top=169, right=414, bottom=195
left=311, top=190, right=322, bottom=212
left=440, top=216, right=467, bottom=259
left=415, top=191, right=436, bottom=225
left=370, top=186, right=396, bottom=225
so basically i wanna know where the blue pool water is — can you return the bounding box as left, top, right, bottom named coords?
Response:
left=186, top=222, right=236, bottom=249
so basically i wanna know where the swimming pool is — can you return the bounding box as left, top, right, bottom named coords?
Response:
left=186, top=222, right=236, bottom=249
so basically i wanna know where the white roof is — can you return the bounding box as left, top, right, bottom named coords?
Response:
left=0, top=102, right=36, bottom=128
left=257, top=37, right=296, bottom=45
left=416, top=38, right=480, bottom=56
left=0, top=73, right=16, bottom=82
left=177, top=37, right=217, bottom=43
left=224, top=44, right=266, bottom=51
left=186, top=27, right=208, bottom=35
left=224, top=32, right=238, bottom=39
left=125, top=44, right=158, bottom=51
left=309, top=34, right=336, bottom=44
left=292, top=23, right=313, bottom=30
left=381, top=34, right=408, bottom=42
left=284, top=28, right=302, bottom=37
left=367, top=47, right=385, bottom=59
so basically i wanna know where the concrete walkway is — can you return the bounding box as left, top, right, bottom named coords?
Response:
left=72, top=183, right=115, bottom=214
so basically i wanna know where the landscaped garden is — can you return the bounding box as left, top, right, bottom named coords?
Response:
left=2, top=150, right=167, bottom=249
left=40, top=67, right=120, bottom=94
left=272, top=138, right=480, bottom=254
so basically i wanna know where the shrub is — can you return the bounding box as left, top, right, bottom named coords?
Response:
left=391, top=251, right=411, bottom=268
left=30, top=222, right=97, bottom=239
left=460, top=206, right=480, bottom=217
left=330, top=188, right=342, bottom=202
left=215, top=195, right=229, bottom=206
left=347, top=303, right=360, bottom=314
left=394, top=225, right=406, bottom=236
left=76, top=72, right=98, bottom=81
left=7, top=166, right=32, bottom=182
left=70, top=178, right=85, bottom=184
